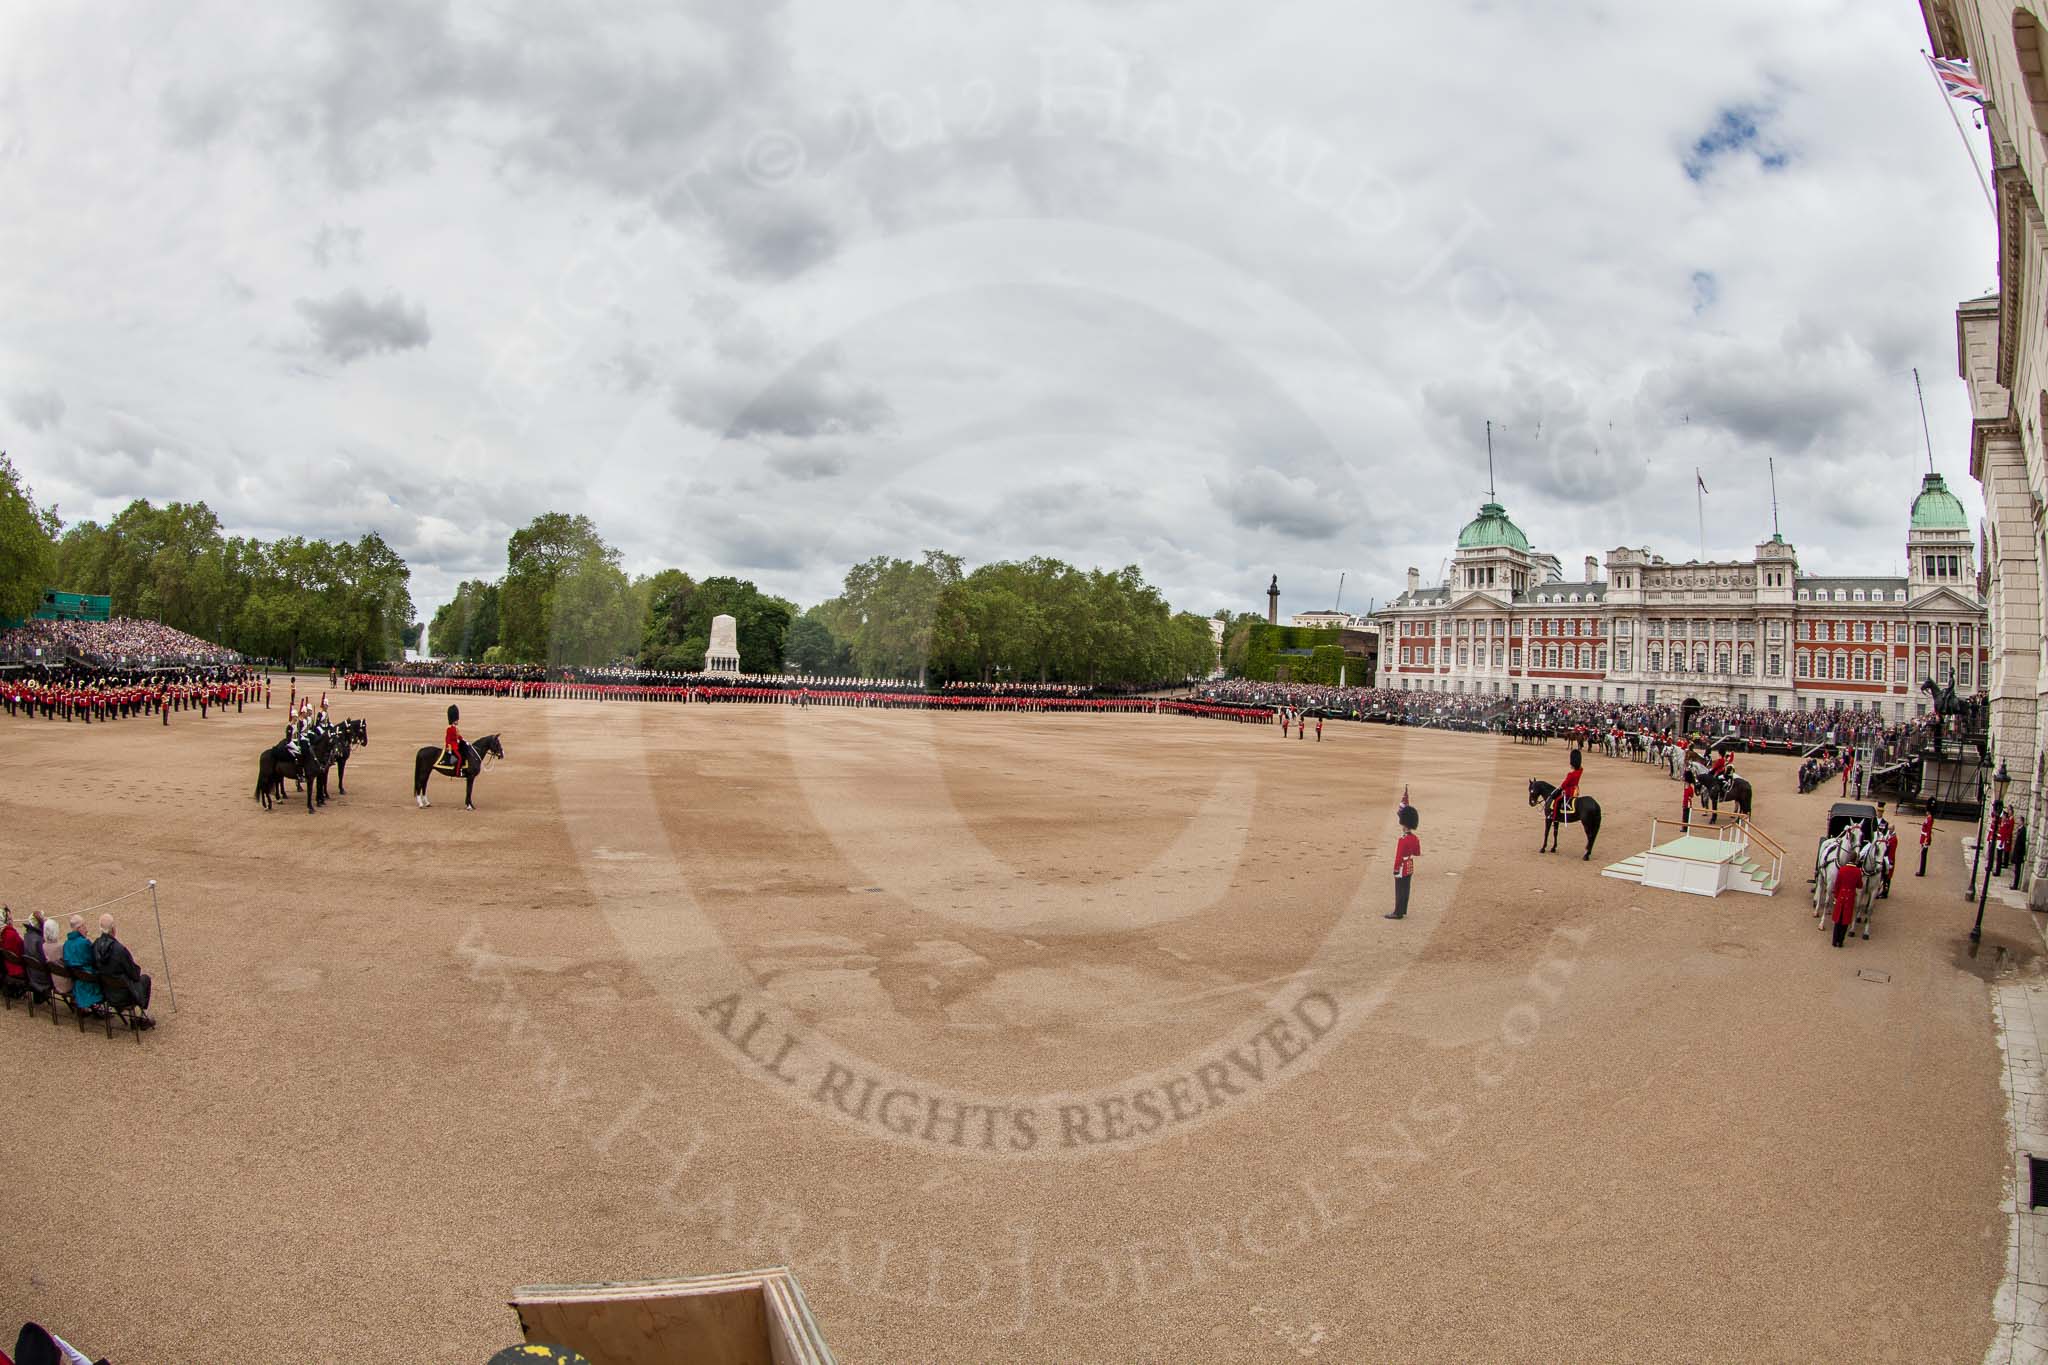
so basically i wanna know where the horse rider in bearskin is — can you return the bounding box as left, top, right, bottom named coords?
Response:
left=1551, top=747, right=1583, bottom=823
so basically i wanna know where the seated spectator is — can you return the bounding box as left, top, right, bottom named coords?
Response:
left=93, top=912, right=154, bottom=1027
left=60, top=915, right=101, bottom=1011
left=41, top=920, right=68, bottom=1005
left=0, top=907, right=21, bottom=999
left=19, top=911, right=50, bottom=1003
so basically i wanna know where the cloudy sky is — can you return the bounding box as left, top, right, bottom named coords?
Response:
left=0, top=0, right=2000, bottom=624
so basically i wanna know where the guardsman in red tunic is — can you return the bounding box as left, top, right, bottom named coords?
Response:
left=1387, top=799, right=1420, bottom=920
left=444, top=703, right=466, bottom=776
left=1831, top=861, right=1863, bottom=948
left=1550, top=747, right=1583, bottom=823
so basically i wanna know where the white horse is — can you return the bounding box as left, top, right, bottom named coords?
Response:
left=1814, top=828, right=1888, bottom=937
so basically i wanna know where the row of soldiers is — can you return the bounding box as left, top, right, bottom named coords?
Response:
left=3, top=671, right=262, bottom=724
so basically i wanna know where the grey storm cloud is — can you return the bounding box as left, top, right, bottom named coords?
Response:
left=7, top=387, right=65, bottom=430
left=294, top=289, right=432, bottom=364
left=1211, top=466, right=1350, bottom=540
left=671, top=352, right=894, bottom=440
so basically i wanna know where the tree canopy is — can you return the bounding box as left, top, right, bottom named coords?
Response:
left=51, top=499, right=414, bottom=667
left=0, top=455, right=60, bottom=625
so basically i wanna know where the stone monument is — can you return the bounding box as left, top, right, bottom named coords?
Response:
left=705, top=614, right=742, bottom=675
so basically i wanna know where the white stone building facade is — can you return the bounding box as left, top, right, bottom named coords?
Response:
left=1923, top=0, right=2048, bottom=891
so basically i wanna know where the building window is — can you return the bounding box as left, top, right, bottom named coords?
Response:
left=1617, top=619, right=1632, bottom=638
left=1739, top=652, right=1754, bottom=675
left=1959, top=625, right=1973, bottom=647
left=1915, top=654, right=1929, bottom=682
left=1767, top=653, right=1782, bottom=677
left=1960, top=657, right=1973, bottom=687
left=1618, top=648, right=1631, bottom=670
left=1797, top=652, right=1810, bottom=678
left=1648, top=648, right=1662, bottom=671
left=1871, top=655, right=1885, bottom=682
left=1853, top=589, right=1866, bottom=602
left=1766, top=621, right=1783, bottom=640
left=1512, top=647, right=1523, bottom=667
left=1852, top=654, right=1866, bottom=681
left=1916, top=623, right=1930, bottom=644
left=1547, top=647, right=1560, bottom=669
left=1937, top=623, right=1952, bottom=645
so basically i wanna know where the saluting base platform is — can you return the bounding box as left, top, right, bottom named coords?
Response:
left=1602, top=819, right=1784, bottom=898
left=509, top=1267, right=835, bottom=1365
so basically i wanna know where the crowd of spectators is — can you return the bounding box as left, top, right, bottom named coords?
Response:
left=0, top=617, right=242, bottom=667
left=1194, top=681, right=1949, bottom=757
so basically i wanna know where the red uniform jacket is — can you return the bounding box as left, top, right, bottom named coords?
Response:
left=444, top=724, right=462, bottom=754
left=1394, top=832, right=1420, bottom=878
left=1558, top=768, right=1582, bottom=800
left=1832, top=864, right=1864, bottom=925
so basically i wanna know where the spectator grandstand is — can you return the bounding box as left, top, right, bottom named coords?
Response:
left=0, top=618, right=242, bottom=667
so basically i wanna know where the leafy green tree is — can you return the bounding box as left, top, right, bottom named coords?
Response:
left=549, top=553, right=637, bottom=666
left=499, top=512, right=615, bottom=662
left=430, top=580, right=501, bottom=661
left=0, top=455, right=60, bottom=624
left=785, top=602, right=853, bottom=674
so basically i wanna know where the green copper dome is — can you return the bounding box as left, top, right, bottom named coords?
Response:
left=1910, top=472, right=1969, bottom=531
left=1457, top=501, right=1531, bottom=551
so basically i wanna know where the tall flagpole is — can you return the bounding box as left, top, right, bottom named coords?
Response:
left=1923, top=51, right=1996, bottom=214
left=1914, top=366, right=1938, bottom=475
left=1769, top=457, right=1782, bottom=539
left=1697, top=468, right=1706, bottom=559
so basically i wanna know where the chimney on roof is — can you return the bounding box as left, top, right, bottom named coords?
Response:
left=1585, top=555, right=1598, bottom=582
left=1406, top=566, right=1419, bottom=594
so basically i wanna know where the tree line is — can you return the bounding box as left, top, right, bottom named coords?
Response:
left=0, top=460, right=417, bottom=668
left=0, top=466, right=1221, bottom=685
left=434, top=518, right=1217, bottom=686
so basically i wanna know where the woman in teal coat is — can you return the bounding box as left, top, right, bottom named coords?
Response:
left=62, top=918, right=102, bottom=1008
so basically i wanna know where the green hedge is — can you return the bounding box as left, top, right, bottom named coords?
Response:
left=1238, top=624, right=1349, bottom=683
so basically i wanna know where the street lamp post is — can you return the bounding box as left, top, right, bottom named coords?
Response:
left=1972, top=759, right=2013, bottom=944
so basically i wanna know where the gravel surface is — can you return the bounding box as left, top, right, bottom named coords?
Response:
left=0, top=696, right=2014, bottom=1362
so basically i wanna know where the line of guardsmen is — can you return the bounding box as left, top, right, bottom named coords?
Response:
left=3, top=672, right=262, bottom=723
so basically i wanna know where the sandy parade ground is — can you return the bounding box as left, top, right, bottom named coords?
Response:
left=0, top=691, right=2029, bottom=1362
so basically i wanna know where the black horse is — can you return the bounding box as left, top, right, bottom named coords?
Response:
left=256, top=729, right=329, bottom=814
left=414, top=733, right=503, bottom=810
left=327, top=719, right=368, bottom=798
left=1921, top=677, right=1984, bottom=739
left=1528, top=778, right=1603, bottom=859
left=1685, top=761, right=1753, bottom=824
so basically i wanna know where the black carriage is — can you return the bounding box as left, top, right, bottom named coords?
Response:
left=1812, top=801, right=1877, bottom=881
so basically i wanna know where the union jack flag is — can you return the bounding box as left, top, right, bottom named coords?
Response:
left=1930, top=54, right=1987, bottom=106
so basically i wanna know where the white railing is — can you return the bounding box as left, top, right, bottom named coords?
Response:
left=1644, top=817, right=1784, bottom=887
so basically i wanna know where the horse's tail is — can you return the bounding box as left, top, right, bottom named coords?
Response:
left=254, top=754, right=271, bottom=802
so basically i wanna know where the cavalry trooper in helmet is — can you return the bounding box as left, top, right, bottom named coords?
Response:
left=1550, top=746, right=1584, bottom=824
left=444, top=703, right=466, bottom=777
